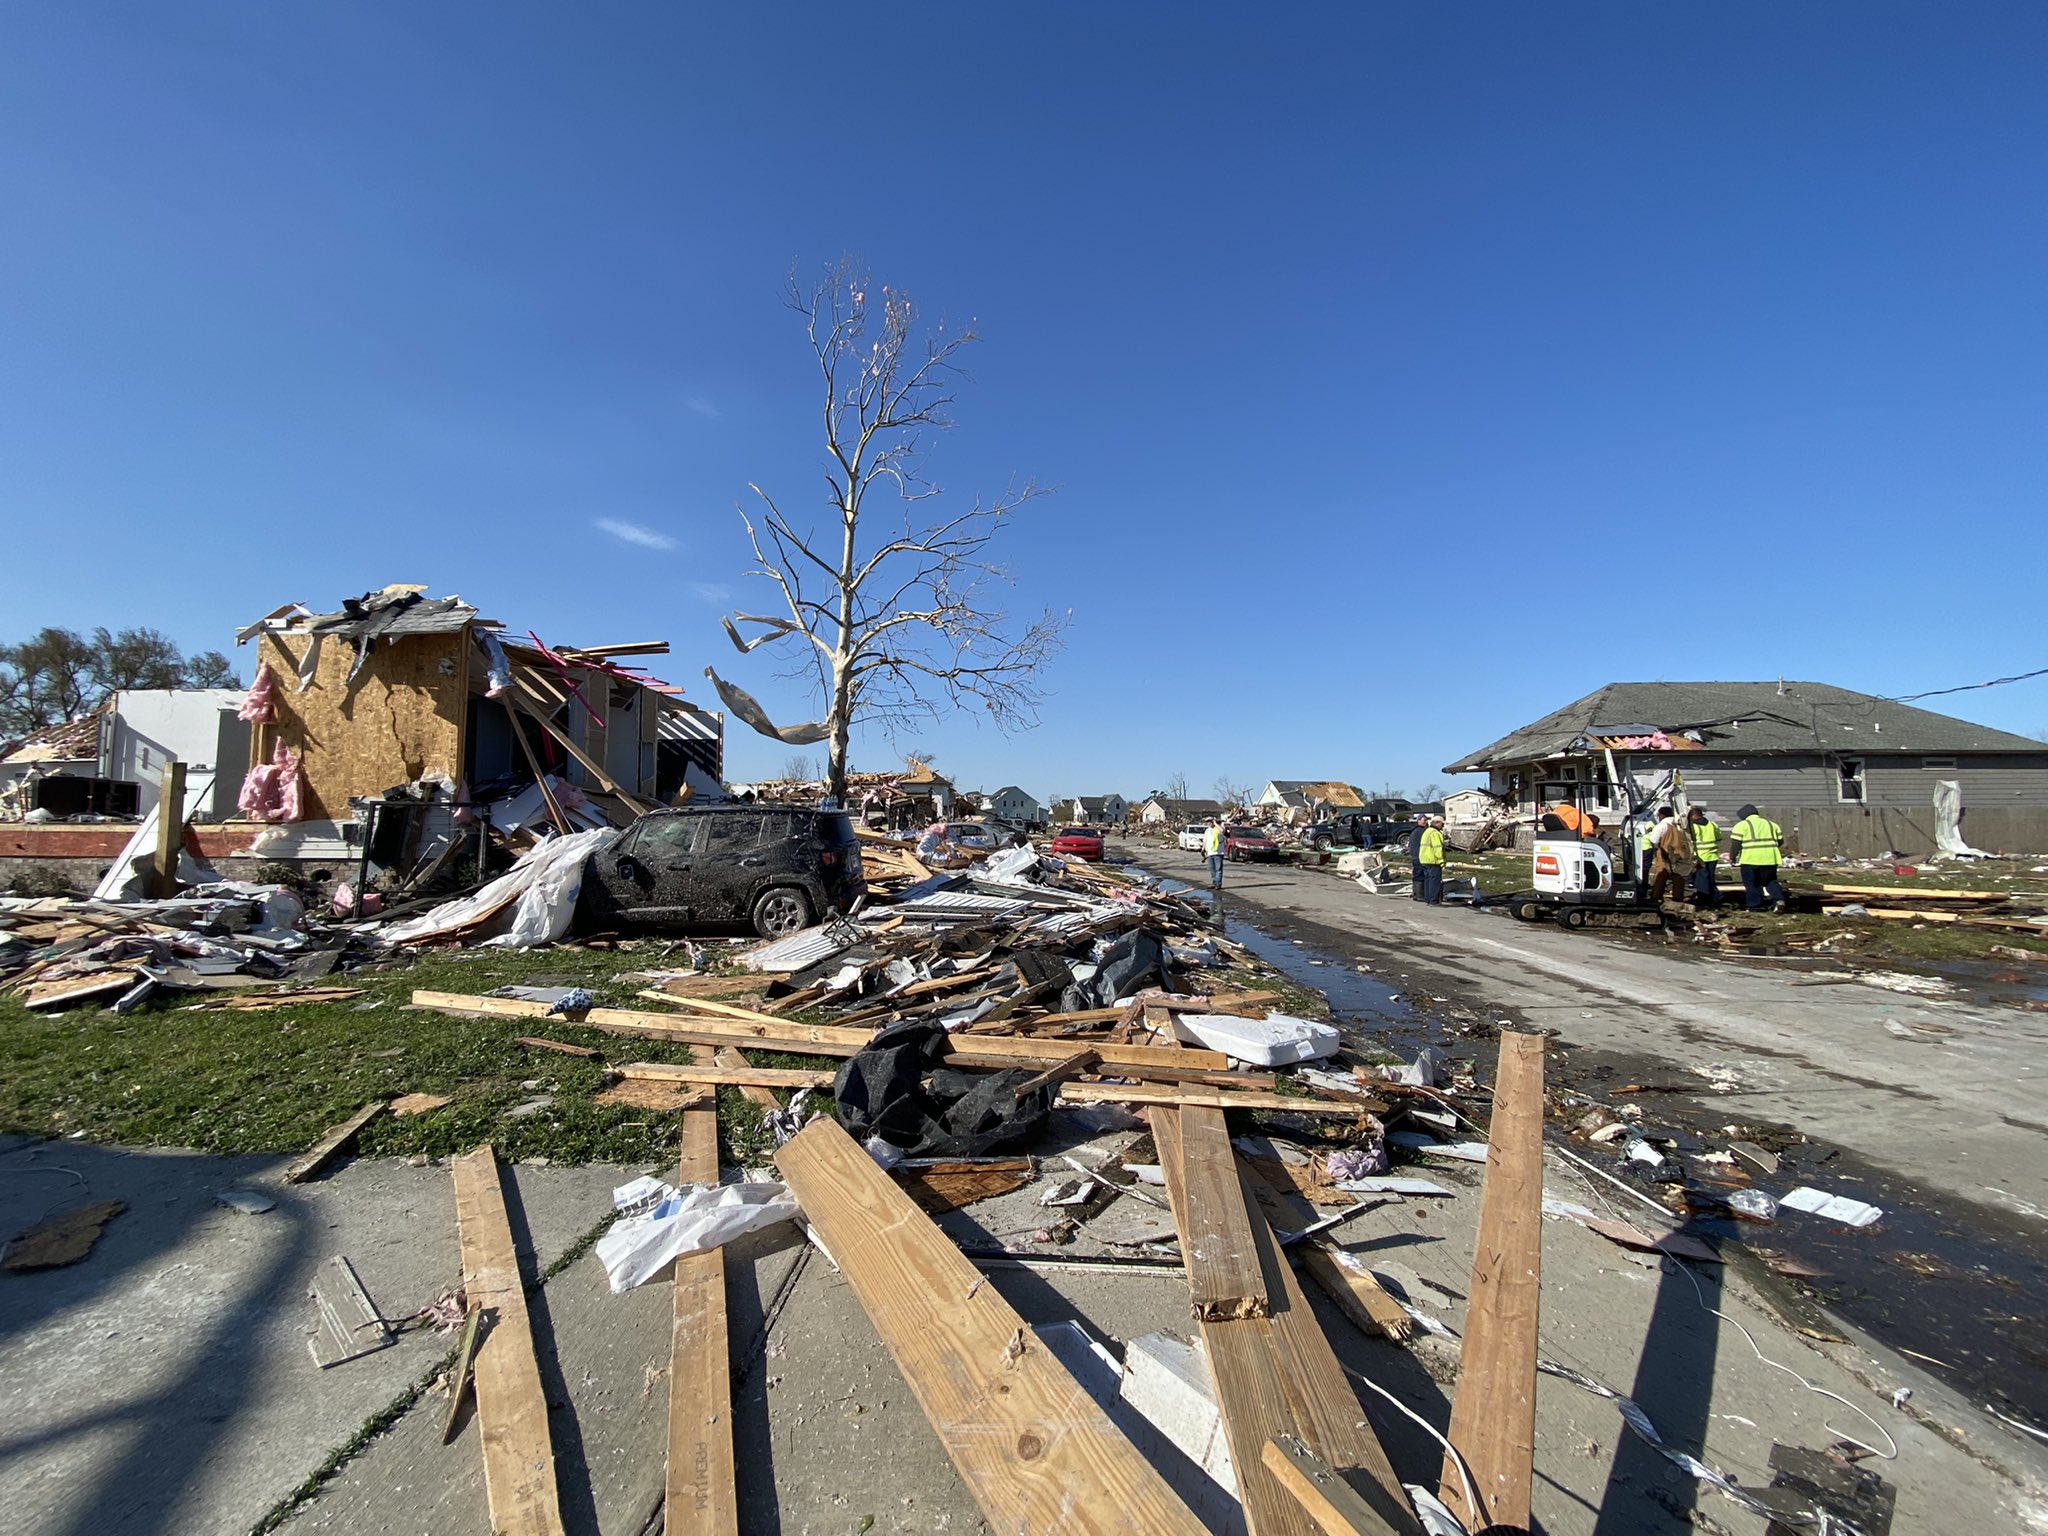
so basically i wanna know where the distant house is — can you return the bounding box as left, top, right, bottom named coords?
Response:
left=1, top=691, right=250, bottom=822
left=1445, top=680, right=2048, bottom=857
left=896, top=760, right=955, bottom=820
left=983, top=785, right=1044, bottom=828
left=1138, top=796, right=1225, bottom=826
left=1059, top=793, right=1128, bottom=826
left=1256, top=780, right=1366, bottom=824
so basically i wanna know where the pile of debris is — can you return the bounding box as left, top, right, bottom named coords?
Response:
left=401, top=848, right=1562, bottom=1534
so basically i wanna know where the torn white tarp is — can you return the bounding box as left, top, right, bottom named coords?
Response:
left=595, top=1178, right=799, bottom=1292
left=1933, top=780, right=1992, bottom=858
left=377, top=828, right=611, bottom=948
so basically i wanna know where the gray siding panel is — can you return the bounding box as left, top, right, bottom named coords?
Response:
left=1861, top=754, right=2048, bottom=809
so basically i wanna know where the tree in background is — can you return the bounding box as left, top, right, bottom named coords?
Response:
left=1416, top=781, right=1444, bottom=805
left=1212, top=776, right=1255, bottom=811
left=780, top=753, right=819, bottom=783
left=709, top=259, right=1068, bottom=802
left=0, top=626, right=243, bottom=739
left=1164, top=772, right=1191, bottom=802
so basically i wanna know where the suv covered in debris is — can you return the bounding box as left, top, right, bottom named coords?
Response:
left=574, top=805, right=864, bottom=938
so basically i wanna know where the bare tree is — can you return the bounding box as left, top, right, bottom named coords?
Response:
left=706, top=259, right=1068, bottom=801
left=1165, top=772, right=1190, bottom=803
left=780, top=752, right=819, bottom=783
left=1416, top=781, right=1444, bottom=805
left=1212, top=776, right=1255, bottom=811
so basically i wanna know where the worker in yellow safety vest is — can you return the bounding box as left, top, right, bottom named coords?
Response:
left=1687, top=807, right=1721, bottom=909
left=1417, top=816, right=1448, bottom=905
left=1729, top=803, right=1788, bottom=913
left=1203, top=820, right=1226, bottom=889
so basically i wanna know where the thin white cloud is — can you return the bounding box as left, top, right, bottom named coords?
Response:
left=684, top=395, right=722, bottom=420
left=595, top=518, right=678, bottom=552
left=688, top=581, right=734, bottom=604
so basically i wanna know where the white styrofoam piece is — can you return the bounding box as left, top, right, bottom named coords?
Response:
left=1121, top=1333, right=1239, bottom=1499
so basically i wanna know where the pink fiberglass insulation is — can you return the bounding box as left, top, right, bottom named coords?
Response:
left=238, top=739, right=304, bottom=822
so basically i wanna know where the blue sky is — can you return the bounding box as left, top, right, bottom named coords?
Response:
left=4, top=4, right=2045, bottom=807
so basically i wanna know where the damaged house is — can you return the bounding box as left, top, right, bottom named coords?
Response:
left=1445, top=679, right=2048, bottom=857
left=229, top=585, right=725, bottom=865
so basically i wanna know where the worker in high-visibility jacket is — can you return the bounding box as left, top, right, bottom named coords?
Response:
left=1203, top=820, right=1226, bottom=889
left=1687, top=807, right=1721, bottom=909
left=1729, top=803, right=1788, bottom=913
left=1417, top=816, right=1448, bottom=905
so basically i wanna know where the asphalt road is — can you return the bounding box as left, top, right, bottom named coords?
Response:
left=1137, top=840, right=2048, bottom=1222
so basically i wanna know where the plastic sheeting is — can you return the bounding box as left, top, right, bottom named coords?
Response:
left=595, top=1177, right=799, bottom=1293
left=377, top=827, right=612, bottom=948
left=1933, top=779, right=1991, bottom=858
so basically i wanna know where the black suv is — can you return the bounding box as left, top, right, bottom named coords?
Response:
left=1300, top=810, right=1415, bottom=851
left=575, top=805, right=864, bottom=938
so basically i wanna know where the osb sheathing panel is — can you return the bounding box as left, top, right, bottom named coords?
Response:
left=256, top=630, right=469, bottom=820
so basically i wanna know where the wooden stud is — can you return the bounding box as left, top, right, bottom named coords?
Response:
left=774, top=1118, right=1209, bottom=1536
left=1170, top=1104, right=1271, bottom=1321
left=1010, top=1048, right=1101, bottom=1101
left=1264, top=1436, right=1403, bottom=1536
left=1439, top=1030, right=1544, bottom=1533
left=284, top=1101, right=387, bottom=1184
left=450, top=1146, right=564, bottom=1536
left=667, top=1091, right=736, bottom=1536
left=151, top=760, right=187, bottom=898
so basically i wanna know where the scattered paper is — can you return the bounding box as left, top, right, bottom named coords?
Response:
left=1780, top=1185, right=1883, bottom=1228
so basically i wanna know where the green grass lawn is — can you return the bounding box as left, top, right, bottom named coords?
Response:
left=0, top=944, right=822, bottom=1168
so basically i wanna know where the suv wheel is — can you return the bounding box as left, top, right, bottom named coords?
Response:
left=751, top=886, right=813, bottom=939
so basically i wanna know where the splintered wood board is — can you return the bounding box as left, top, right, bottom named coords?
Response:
left=1153, top=1112, right=1417, bottom=1536
left=451, top=1146, right=563, bottom=1536
left=1439, top=1031, right=1544, bottom=1533
left=775, top=1118, right=1208, bottom=1536
left=1172, top=1104, right=1270, bottom=1321
left=667, top=1100, right=736, bottom=1536
left=284, top=1102, right=388, bottom=1184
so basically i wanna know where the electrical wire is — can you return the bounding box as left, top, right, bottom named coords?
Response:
left=1337, top=1359, right=1482, bottom=1523
left=1890, top=665, right=2048, bottom=704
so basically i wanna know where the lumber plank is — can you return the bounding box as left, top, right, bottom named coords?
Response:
left=414, top=989, right=1230, bottom=1071
left=667, top=1096, right=736, bottom=1536
left=450, top=1146, right=563, bottom=1536
left=1297, top=1246, right=1414, bottom=1343
left=1264, top=1436, right=1401, bottom=1536
left=615, top=1062, right=1368, bottom=1114
left=1439, top=1030, right=1544, bottom=1533
left=515, top=1035, right=602, bottom=1058
left=284, top=1101, right=387, bottom=1184
left=713, top=1045, right=783, bottom=1109
left=1172, top=1103, right=1271, bottom=1320
left=774, top=1118, right=1208, bottom=1536
left=1153, top=1113, right=1418, bottom=1536
left=507, top=684, right=657, bottom=812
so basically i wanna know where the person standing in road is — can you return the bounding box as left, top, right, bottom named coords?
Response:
left=1417, top=816, right=1448, bottom=904
left=1407, top=817, right=1428, bottom=900
left=1687, top=807, right=1722, bottom=908
left=1730, top=803, right=1788, bottom=912
left=1203, top=819, right=1226, bottom=889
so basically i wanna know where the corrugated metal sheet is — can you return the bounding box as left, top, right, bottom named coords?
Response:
left=739, top=926, right=855, bottom=973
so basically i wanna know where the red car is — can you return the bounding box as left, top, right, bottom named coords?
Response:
left=1222, top=824, right=1280, bottom=861
left=1051, top=826, right=1106, bottom=861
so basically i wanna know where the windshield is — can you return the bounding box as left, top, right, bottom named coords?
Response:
left=1227, top=826, right=1263, bottom=838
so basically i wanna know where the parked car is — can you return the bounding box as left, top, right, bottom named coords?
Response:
left=1301, top=810, right=1415, bottom=851
left=1051, top=825, right=1106, bottom=861
left=1177, top=822, right=1211, bottom=852
left=947, top=819, right=1025, bottom=851
left=574, top=804, right=864, bottom=939
left=1222, top=824, right=1280, bottom=861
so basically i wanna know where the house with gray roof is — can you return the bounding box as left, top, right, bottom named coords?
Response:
left=1445, top=680, right=2048, bottom=857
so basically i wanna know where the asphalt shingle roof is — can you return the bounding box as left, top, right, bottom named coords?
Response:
left=1445, top=681, right=2046, bottom=772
